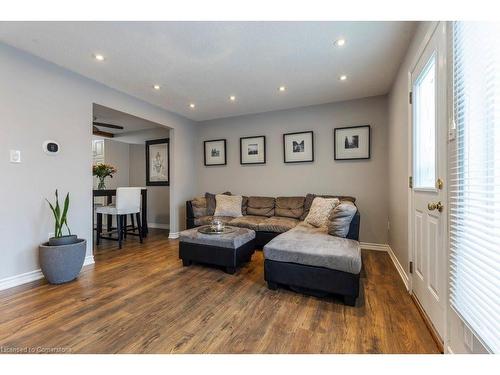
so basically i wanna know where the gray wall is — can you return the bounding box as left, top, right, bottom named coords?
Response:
left=103, top=139, right=130, bottom=189
left=196, top=96, right=389, bottom=244
left=0, top=42, right=197, bottom=282
left=129, top=144, right=170, bottom=225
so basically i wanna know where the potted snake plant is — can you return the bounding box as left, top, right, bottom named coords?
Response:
left=39, top=190, right=86, bottom=284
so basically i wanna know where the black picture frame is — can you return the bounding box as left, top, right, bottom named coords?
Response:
left=204, top=139, right=227, bottom=166
left=240, top=135, right=266, bottom=165
left=334, top=125, right=371, bottom=160
left=283, top=131, right=314, bottom=163
left=145, top=138, right=170, bottom=186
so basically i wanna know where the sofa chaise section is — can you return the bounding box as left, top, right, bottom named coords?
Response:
left=263, top=223, right=361, bottom=306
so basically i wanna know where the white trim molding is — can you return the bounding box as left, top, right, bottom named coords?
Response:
left=0, top=254, right=95, bottom=292
left=386, top=245, right=410, bottom=291
left=0, top=269, right=44, bottom=291
left=83, top=255, right=95, bottom=266
left=148, top=223, right=170, bottom=230
left=360, top=242, right=389, bottom=252
left=168, top=232, right=180, bottom=239
left=360, top=242, right=410, bottom=291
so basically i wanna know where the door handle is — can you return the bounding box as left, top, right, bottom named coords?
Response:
left=428, top=201, right=444, bottom=212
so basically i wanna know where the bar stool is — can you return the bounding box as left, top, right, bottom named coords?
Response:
left=95, top=187, right=143, bottom=249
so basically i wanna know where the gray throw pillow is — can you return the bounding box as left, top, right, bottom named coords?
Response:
left=327, top=201, right=357, bottom=238
left=205, top=191, right=231, bottom=215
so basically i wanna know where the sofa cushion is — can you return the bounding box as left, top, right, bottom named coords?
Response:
left=246, top=196, right=275, bottom=217
left=304, top=197, right=340, bottom=228
left=258, top=216, right=299, bottom=233
left=328, top=201, right=357, bottom=238
left=191, top=196, right=207, bottom=218
left=300, top=193, right=316, bottom=221
left=205, top=191, right=231, bottom=215
left=229, top=215, right=267, bottom=230
left=275, top=196, right=305, bottom=219
left=263, top=223, right=361, bottom=274
left=194, top=215, right=234, bottom=226
left=214, top=194, right=243, bottom=217
left=180, top=227, right=255, bottom=249
left=242, top=196, right=248, bottom=215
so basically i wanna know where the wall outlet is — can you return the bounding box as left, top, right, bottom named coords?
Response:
left=9, top=150, right=21, bottom=163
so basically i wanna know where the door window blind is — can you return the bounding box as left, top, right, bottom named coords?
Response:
left=451, top=21, right=500, bottom=353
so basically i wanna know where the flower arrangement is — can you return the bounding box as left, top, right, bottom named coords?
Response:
left=92, top=163, right=117, bottom=190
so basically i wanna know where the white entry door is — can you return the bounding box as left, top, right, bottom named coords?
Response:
left=410, top=23, right=447, bottom=340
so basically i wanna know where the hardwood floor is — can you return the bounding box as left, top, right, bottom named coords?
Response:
left=0, top=229, right=440, bottom=354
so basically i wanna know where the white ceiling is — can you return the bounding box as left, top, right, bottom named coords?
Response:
left=93, top=103, right=163, bottom=134
left=0, top=21, right=416, bottom=121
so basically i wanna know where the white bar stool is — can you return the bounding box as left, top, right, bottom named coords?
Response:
left=95, top=187, right=143, bottom=249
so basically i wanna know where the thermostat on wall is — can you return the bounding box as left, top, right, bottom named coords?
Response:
left=43, top=140, right=60, bottom=155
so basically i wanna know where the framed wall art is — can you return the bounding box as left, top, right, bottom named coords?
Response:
left=146, top=138, right=169, bottom=186
left=240, top=135, right=266, bottom=165
left=283, top=131, right=314, bottom=163
left=334, top=125, right=371, bottom=160
left=204, top=139, right=227, bottom=166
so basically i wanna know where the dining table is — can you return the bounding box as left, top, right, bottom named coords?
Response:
left=92, top=188, right=149, bottom=237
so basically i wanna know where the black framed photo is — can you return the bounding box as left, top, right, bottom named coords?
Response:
left=283, top=131, right=314, bottom=163
left=334, top=125, right=371, bottom=160
left=145, top=138, right=169, bottom=186
left=240, top=136, right=266, bottom=165
left=204, top=139, right=227, bottom=166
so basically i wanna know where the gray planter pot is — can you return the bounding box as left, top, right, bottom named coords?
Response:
left=39, top=239, right=86, bottom=284
left=48, top=235, right=78, bottom=246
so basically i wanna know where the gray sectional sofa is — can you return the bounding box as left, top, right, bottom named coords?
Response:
left=185, top=193, right=362, bottom=305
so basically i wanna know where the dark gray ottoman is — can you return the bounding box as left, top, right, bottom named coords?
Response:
left=179, top=227, right=256, bottom=274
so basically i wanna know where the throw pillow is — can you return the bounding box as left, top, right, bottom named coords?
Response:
left=214, top=194, right=243, bottom=217
left=205, top=191, right=231, bottom=215
left=191, top=196, right=207, bottom=218
left=300, top=193, right=316, bottom=220
left=304, top=197, right=340, bottom=228
left=327, top=201, right=357, bottom=238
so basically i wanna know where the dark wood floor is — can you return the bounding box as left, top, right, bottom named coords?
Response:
left=0, top=229, right=439, bottom=353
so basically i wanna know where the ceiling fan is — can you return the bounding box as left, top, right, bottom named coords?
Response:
left=92, top=117, right=124, bottom=138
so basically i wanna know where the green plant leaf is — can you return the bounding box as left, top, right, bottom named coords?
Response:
left=60, top=193, right=70, bottom=235
left=46, top=199, right=59, bottom=237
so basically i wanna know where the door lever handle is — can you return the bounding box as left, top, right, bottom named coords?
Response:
left=428, top=201, right=444, bottom=212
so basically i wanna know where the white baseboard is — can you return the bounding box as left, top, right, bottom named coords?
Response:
left=360, top=242, right=389, bottom=252
left=386, top=245, right=410, bottom=290
left=360, top=242, right=409, bottom=291
left=0, top=269, right=44, bottom=292
left=148, top=223, right=170, bottom=230
left=83, top=255, right=95, bottom=266
left=168, top=232, right=179, bottom=239
left=0, top=254, right=95, bottom=292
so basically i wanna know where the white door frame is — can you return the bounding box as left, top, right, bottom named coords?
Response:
left=406, top=21, right=449, bottom=343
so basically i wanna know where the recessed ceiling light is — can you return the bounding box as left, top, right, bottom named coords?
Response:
left=93, top=53, right=105, bottom=61
left=334, top=39, right=346, bottom=47
left=278, top=86, right=286, bottom=92
left=339, top=75, right=348, bottom=81
left=229, top=95, right=236, bottom=102
left=189, top=103, right=196, bottom=109
left=153, top=84, right=161, bottom=90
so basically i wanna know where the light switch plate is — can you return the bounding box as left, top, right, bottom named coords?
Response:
left=10, top=150, right=21, bottom=163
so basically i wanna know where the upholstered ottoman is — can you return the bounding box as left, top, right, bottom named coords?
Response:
left=179, top=226, right=256, bottom=274
left=263, top=223, right=362, bottom=306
